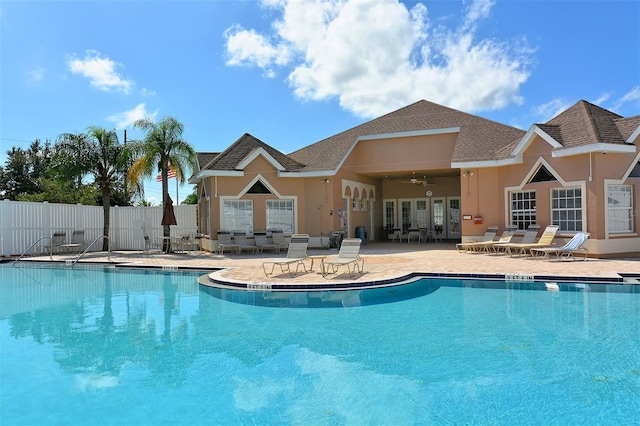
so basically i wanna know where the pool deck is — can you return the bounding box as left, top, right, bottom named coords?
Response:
left=10, top=242, right=640, bottom=287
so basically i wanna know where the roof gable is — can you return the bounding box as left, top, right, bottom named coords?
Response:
left=288, top=100, right=525, bottom=171
left=200, top=133, right=304, bottom=172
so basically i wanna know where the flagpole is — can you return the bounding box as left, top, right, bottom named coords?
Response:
left=176, top=178, right=179, bottom=205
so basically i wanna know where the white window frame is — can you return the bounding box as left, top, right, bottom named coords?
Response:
left=607, top=184, right=634, bottom=234
left=551, top=187, right=583, bottom=232
left=222, top=199, right=253, bottom=233
left=266, top=199, right=294, bottom=233
left=510, top=190, right=537, bottom=230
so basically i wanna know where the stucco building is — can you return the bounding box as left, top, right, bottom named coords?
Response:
left=190, top=99, right=640, bottom=257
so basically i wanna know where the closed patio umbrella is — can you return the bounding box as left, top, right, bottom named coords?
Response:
left=161, top=195, right=177, bottom=226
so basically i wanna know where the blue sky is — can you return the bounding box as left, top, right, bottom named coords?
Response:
left=1, top=0, right=638, bottom=205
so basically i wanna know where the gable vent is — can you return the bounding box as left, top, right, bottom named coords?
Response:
left=529, top=165, right=557, bottom=183
left=247, top=180, right=272, bottom=194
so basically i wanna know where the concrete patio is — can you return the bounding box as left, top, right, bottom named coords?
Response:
left=12, top=241, right=640, bottom=286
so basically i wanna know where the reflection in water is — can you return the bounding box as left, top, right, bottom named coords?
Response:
left=1, top=265, right=639, bottom=425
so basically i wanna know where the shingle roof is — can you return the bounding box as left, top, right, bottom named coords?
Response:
left=544, top=100, right=628, bottom=148
left=196, top=152, right=220, bottom=170
left=199, top=133, right=305, bottom=172
left=615, top=115, right=640, bottom=143
left=287, top=100, right=525, bottom=169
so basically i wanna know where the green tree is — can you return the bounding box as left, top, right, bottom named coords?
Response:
left=0, top=140, right=53, bottom=200
left=182, top=189, right=197, bottom=205
left=56, top=127, right=133, bottom=250
left=129, top=116, right=196, bottom=251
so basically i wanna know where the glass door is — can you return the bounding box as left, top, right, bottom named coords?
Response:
left=399, top=199, right=413, bottom=233
left=383, top=199, right=397, bottom=238
left=447, top=197, right=461, bottom=239
left=416, top=199, right=429, bottom=229
left=432, top=197, right=445, bottom=238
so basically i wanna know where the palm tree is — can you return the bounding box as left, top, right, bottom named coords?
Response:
left=56, top=126, right=133, bottom=250
left=129, top=116, right=196, bottom=252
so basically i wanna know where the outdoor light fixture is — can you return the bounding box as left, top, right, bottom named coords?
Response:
left=321, top=179, right=330, bottom=183
left=462, top=171, right=474, bottom=177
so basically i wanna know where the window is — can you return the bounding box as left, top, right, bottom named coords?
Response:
left=551, top=187, right=583, bottom=231
left=360, top=198, right=367, bottom=211
left=222, top=200, right=253, bottom=233
left=352, top=197, right=359, bottom=211
left=266, top=199, right=294, bottom=233
left=607, top=185, right=633, bottom=233
left=510, top=191, right=536, bottom=230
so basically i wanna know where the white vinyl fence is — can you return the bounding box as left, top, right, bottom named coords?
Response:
left=0, top=200, right=197, bottom=257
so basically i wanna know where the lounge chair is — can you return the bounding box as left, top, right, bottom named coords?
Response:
left=456, top=226, right=499, bottom=253
left=61, top=230, right=85, bottom=253
left=321, top=238, right=364, bottom=278
left=254, top=232, right=279, bottom=253
left=270, top=229, right=290, bottom=251
left=503, top=225, right=560, bottom=257
left=234, top=234, right=259, bottom=254
left=466, top=226, right=517, bottom=253
left=262, top=234, right=309, bottom=277
left=530, top=232, right=590, bottom=261
left=216, top=230, right=240, bottom=254
left=43, top=231, right=66, bottom=256
left=490, top=224, right=541, bottom=254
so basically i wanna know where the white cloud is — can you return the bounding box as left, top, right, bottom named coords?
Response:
left=140, top=87, right=157, bottom=96
left=223, top=0, right=532, bottom=118
left=107, top=103, right=158, bottom=129
left=66, top=50, right=133, bottom=94
left=533, top=98, right=572, bottom=122
left=612, top=86, right=640, bottom=112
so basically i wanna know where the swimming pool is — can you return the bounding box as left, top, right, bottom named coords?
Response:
left=1, top=264, right=639, bottom=424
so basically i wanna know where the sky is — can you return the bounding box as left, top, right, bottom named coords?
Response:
left=1, top=0, right=639, bottom=205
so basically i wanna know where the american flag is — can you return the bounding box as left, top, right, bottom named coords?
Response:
left=156, top=168, right=177, bottom=182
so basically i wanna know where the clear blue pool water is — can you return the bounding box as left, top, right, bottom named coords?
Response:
left=1, top=264, right=639, bottom=425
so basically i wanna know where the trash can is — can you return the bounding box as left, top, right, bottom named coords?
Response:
left=355, top=226, right=367, bottom=245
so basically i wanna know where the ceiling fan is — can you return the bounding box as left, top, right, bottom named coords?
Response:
left=403, top=172, right=434, bottom=186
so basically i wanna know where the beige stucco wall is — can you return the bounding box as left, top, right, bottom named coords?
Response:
left=197, top=130, right=638, bottom=256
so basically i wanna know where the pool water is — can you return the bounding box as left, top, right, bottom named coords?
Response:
left=1, top=264, right=639, bottom=425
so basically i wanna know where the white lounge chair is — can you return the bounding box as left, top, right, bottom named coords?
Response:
left=531, top=232, right=590, bottom=261
left=262, top=234, right=309, bottom=277
left=321, top=238, right=364, bottom=278
left=216, top=230, right=240, bottom=254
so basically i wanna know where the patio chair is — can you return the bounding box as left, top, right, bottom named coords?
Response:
left=216, top=230, right=240, bottom=254
left=262, top=234, right=309, bottom=277
left=490, top=224, right=541, bottom=254
left=174, top=233, right=199, bottom=253
left=43, top=231, right=66, bottom=256
left=321, top=238, right=365, bottom=278
left=234, top=234, right=259, bottom=254
left=144, top=235, right=162, bottom=253
left=466, top=226, right=517, bottom=253
left=456, top=226, right=499, bottom=253
left=503, top=225, right=560, bottom=257
left=254, top=232, right=279, bottom=253
left=530, top=232, right=590, bottom=261
left=61, top=230, right=86, bottom=253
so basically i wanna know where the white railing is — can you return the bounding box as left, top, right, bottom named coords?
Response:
left=0, top=200, right=197, bottom=257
